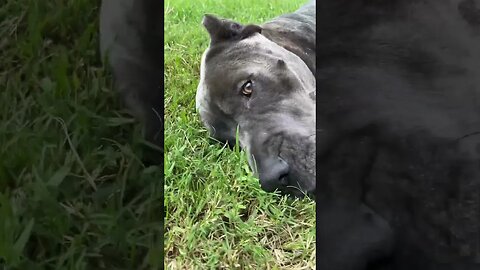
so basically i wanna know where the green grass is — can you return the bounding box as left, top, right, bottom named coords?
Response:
left=164, top=0, right=316, bottom=269
left=1, top=0, right=162, bottom=269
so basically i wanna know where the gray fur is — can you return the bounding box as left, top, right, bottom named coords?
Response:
left=196, top=1, right=316, bottom=197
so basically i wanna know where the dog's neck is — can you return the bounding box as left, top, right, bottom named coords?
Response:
left=260, top=12, right=316, bottom=74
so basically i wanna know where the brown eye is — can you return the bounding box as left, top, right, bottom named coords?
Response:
left=241, top=81, right=253, bottom=97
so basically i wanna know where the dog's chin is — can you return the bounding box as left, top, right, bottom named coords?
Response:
left=289, top=184, right=315, bottom=199
left=274, top=177, right=316, bottom=199
left=286, top=169, right=316, bottom=197
left=277, top=187, right=315, bottom=200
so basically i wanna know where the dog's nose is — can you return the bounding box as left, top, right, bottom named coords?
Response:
left=258, top=157, right=290, bottom=192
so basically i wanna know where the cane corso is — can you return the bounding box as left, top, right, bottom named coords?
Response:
left=316, top=0, right=480, bottom=269
left=196, top=1, right=316, bottom=198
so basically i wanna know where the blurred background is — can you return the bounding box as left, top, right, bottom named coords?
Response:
left=1, top=1, right=162, bottom=268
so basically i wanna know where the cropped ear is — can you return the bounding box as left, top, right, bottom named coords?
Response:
left=202, top=14, right=262, bottom=44
left=239, top=24, right=262, bottom=39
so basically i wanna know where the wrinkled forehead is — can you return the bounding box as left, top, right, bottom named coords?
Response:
left=196, top=32, right=314, bottom=111
left=203, top=33, right=291, bottom=76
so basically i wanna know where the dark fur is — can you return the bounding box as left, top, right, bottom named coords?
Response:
left=317, top=0, right=480, bottom=269
left=262, top=2, right=316, bottom=72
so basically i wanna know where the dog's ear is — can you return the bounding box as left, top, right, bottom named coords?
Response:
left=239, top=24, right=262, bottom=39
left=202, top=14, right=262, bottom=44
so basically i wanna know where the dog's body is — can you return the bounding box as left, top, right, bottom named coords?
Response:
left=317, top=0, right=480, bottom=269
left=196, top=1, right=316, bottom=198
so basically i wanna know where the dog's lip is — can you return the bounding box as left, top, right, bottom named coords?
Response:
left=279, top=175, right=289, bottom=186
left=283, top=170, right=316, bottom=197
left=279, top=181, right=315, bottom=199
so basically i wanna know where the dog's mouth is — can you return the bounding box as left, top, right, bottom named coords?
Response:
left=276, top=182, right=315, bottom=199
left=264, top=154, right=315, bottom=199
left=285, top=172, right=316, bottom=198
left=248, top=134, right=315, bottom=198
left=278, top=138, right=316, bottom=198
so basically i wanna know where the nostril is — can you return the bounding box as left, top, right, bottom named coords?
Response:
left=275, top=157, right=290, bottom=185
left=258, top=157, right=290, bottom=192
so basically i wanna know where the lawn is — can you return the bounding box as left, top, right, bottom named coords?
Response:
left=164, top=0, right=316, bottom=269
left=1, top=0, right=162, bottom=269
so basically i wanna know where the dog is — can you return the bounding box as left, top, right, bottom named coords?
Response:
left=316, top=0, right=480, bottom=269
left=196, top=0, right=316, bottom=198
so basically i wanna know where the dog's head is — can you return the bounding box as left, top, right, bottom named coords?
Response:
left=196, top=15, right=316, bottom=197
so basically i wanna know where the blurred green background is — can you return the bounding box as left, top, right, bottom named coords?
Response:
left=1, top=0, right=162, bottom=268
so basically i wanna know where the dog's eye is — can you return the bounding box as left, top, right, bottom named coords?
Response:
left=241, top=80, right=253, bottom=97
